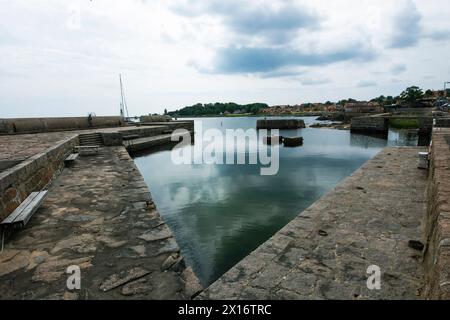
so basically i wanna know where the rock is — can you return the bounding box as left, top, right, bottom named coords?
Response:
left=318, top=230, right=328, bottom=237
left=99, top=267, right=151, bottom=292
left=121, top=278, right=152, bottom=296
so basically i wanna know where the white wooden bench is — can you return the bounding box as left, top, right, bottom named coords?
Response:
left=64, top=153, right=79, bottom=166
left=1, top=190, right=48, bottom=251
left=74, top=145, right=99, bottom=156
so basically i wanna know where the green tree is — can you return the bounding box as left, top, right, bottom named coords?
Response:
left=399, top=86, right=424, bottom=103
left=164, top=108, right=167, bottom=115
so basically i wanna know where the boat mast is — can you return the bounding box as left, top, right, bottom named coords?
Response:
left=119, top=74, right=130, bottom=119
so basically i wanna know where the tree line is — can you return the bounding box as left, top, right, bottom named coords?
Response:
left=166, top=86, right=449, bottom=116
left=167, top=102, right=269, bottom=117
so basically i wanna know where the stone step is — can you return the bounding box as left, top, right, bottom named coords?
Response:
left=79, top=133, right=104, bottom=146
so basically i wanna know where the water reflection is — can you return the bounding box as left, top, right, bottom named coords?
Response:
left=133, top=117, right=414, bottom=286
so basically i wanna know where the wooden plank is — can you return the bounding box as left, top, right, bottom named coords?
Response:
left=1, top=192, right=40, bottom=224
left=13, top=191, right=48, bottom=227
left=65, top=153, right=79, bottom=161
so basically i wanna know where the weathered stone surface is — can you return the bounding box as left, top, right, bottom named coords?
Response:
left=200, top=147, right=428, bottom=300
left=130, top=245, right=146, bottom=257
left=0, top=250, right=30, bottom=277
left=100, top=267, right=151, bottom=292
left=182, top=267, right=203, bottom=298
left=423, top=128, right=450, bottom=299
left=0, top=145, right=200, bottom=299
left=139, top=227, right=173, bottom=242
left=161, top=253, right=182, bottom=271
left=51, top=234, right=97, bottom=254
left=121, top=278, right=152, bottom=296
left=27, top=250, right=50, bottom=270
left=32, top=256, right=93, bottom=283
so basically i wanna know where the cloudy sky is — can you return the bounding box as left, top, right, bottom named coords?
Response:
left=1, top=0, right=449, bottom=117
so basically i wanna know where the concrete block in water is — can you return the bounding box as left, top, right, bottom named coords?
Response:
left=350, top=116, right=388, bottom=133
left=283, top=137, right=303, bottom=147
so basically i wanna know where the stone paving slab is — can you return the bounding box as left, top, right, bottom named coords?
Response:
left=0, top=132, right=78, bottom=162
left=0, top=146, right=201, bottom=299
left=199, top=147, right=428, bottom=300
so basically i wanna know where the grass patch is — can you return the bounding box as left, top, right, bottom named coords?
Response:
left=389, top=118, right=419, bottom=129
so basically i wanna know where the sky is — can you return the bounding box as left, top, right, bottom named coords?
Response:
left=0, top=0, right=449, bottom=118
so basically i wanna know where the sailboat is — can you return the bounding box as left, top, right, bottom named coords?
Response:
left=119, top=74, right=130, bottom=120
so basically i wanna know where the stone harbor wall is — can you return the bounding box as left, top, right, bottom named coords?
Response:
left=256, top=119, right=306, bottom=129
left=0, top=135, right=78, bottom=221
left=0, top=117, right=125, bottom=135
left=423, top=127, right=450, bottom=299
left=350, top=115, right=388, bottom=133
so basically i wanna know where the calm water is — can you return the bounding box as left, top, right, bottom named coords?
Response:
left=133, top=116, right=417, bottom=286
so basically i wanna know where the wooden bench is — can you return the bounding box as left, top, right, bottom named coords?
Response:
left=64, top=153, right=79, bottom=166
left=1, top=191, right=48, bottom=251
left=75, top=145, right=99, bottom=156
left=122, top=134, right=140, bottom=141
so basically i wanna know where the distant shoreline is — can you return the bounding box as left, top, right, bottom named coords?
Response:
left=173, top=112, right=324, bottom=118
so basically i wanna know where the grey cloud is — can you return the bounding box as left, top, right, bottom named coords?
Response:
left=258, top=69, right=306, bottom=79
left=423, top=30, right=450, bottom=42
left=357, top=80, right=377, bottom=87
left=388, top=0, right=422, bottom=48
left=204, top=45, right=376, bottom=74
left=171, top=0, right=319, bottom=44
left=390, top=63, right=407, bottom=74
left=299, top=78, right=331, bottom=86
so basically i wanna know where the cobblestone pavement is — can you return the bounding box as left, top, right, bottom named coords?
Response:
left=0, top=146, right=201, bottom=299
left=199, top=147, right=428, bottom=300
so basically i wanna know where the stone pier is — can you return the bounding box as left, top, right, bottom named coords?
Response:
left=0, top=128, right=201, bottom=300
left=199, top=147, right=428, bottom=300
